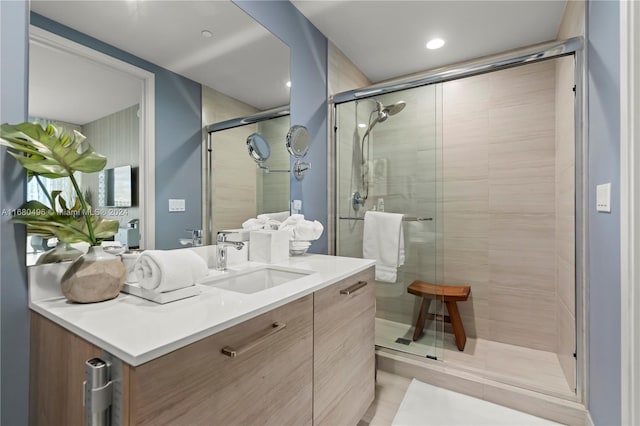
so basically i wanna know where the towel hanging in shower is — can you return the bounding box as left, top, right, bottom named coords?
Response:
left=363, top=211, right=405, bottom=283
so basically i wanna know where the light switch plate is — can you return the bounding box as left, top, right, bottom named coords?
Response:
left=596, top=183, right=611, bottom=213
left=168, top=199, right=186, bottom=212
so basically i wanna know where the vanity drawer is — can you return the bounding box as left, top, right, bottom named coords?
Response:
left=131, top=295, right=313, bottom=426
left=313, top=267, right=375, bottom=426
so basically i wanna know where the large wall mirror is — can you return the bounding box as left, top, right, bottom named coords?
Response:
left=27, top=0, right=289, bottom=257
left=26, top=26, right=155, bottom=265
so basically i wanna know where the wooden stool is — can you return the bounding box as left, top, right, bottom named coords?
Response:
left=407, top=280, right=471, bottom=351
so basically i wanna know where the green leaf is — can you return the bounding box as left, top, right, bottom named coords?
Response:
left=2, top=122, right=116, bottom=245
left=9, top=199, right=118, bottom=244
left=0, top=122, right=106, bottom=178
left=51, top=190, right=65, bottom=211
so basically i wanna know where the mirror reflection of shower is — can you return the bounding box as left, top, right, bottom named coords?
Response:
left=353, top=98, right=406, bottom=210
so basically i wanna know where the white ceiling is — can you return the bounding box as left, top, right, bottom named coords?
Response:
left=29, top=0, right=567, bottom=125
left=292, top=0, right=567, bottom=83
left=29, top=41, right=141, bottom=125
left=29, top=0, right=290, bottom=124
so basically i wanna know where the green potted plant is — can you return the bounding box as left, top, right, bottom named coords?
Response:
left=1, top=122, right=125, bottom=303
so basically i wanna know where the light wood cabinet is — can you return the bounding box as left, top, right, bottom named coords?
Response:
left=30, top=267, right=376, bottom=426
left=313, top=267, right=376, bottom=426
left=131, top=294, right=313, bottom=426
left=30, top=313, right=111, bottom=426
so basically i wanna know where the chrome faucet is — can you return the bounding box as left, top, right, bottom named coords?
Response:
left=216, top=232, right=244, bottom=271
left=186, top=229, right=203, bottom=247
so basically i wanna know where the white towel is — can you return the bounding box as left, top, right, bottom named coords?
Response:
left=277, top=215, right=323, bottom=241
left=242, top=218, right=266, bottom=230
left=262, top=219, right=282, bottom=230
left=257, top=211, right=290, bottom=222
left=135, top=250, right=208, bottom=293
left=363, top=211, right=405, bottom=283
left=278, top=214, right=304, bottom=239
left=294, top=220, right=324, bottom=240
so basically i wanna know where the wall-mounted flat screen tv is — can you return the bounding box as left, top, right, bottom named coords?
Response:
left=98, top=165, right=136, bottom=207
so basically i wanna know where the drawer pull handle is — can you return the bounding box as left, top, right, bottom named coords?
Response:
left=340, top=281, right=368, bottom=295
left=221, top=322, right=286, bottom=358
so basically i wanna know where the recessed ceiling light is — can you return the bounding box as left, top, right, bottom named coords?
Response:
left=358, top=123, right=367, bottom=128
left=286, top=81, right=292, bottom=88
left=426, top=38, right=445, bottom=50
left=201, top=30, right=213, bottom=38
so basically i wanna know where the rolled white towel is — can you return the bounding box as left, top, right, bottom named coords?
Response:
left=135, top=250, right=208, bottom=292
left=294, top=220, right=324, bottom=241
left=257, top=211, right=290, bottom=222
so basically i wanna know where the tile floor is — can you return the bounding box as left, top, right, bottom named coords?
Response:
left=390, top=378, right=559, bottom=425
left=375, top=318, right=575, bottom=399
left=360, top=370, right=412, bottom=426
left=361, top=371, right=562, bottom=426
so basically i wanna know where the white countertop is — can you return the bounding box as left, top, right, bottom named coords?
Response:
left=29, top=253, right=374, bottom=366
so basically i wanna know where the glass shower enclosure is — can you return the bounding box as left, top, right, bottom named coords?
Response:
left=335, top=85, right=444, bottom=360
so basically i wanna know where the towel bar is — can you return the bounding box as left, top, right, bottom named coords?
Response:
left=339, top=216, right=432, bottom=222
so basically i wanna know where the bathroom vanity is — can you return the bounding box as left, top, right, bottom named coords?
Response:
left=28, top=254, right=375, bottom=426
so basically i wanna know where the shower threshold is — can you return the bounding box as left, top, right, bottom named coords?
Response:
left=375, top=318, right=576, bottom=401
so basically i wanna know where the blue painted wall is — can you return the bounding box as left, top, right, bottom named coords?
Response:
left=234, top=0, right=329, bottom=254
left=0, top=2, right=30, bottom=424
left=31, top=13, right=203, bottom=250
left=587, top=1, right=621, bottom=424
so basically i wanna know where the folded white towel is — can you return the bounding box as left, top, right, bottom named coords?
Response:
left=135, top=250, right=208, bottom=293
left=262, top=219, right=282, bottom=230
left=363, top=211, right=405, bottom=283
left=295, top=220, right=324, bottom=240
left=278, top=214, right=302, bottom=239
left=242, top=218, right=266, bottom=230
left=279, top=214, right=304, bottom=227
left=257, top=211, right=290, bottom=222
left=278, top=215, right=323, bottom=241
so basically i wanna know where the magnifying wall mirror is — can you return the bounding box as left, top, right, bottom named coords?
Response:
left=247, top=133, right=271, bottom=164
left=286, top=125, right=310, bottom=158
left=287, top=125, right=311, bottom=180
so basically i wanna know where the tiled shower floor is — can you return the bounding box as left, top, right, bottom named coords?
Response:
left=375, top=318, right=576, bottom=400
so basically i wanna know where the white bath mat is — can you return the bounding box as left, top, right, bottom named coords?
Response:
left=392, top=379, right=559, bottom=426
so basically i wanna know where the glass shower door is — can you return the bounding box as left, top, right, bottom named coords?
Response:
left=335, top=84, right=444, bottom=360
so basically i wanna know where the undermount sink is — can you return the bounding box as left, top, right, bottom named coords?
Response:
left=202, top=266, right=312, bottom=294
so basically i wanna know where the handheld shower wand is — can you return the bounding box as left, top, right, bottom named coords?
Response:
left=354, top=99, right=407, bottom=210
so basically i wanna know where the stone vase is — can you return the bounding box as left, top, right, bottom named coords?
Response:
left=61, top=246, right=125, bottom=303
left=36, top=242, right=83, bottom=265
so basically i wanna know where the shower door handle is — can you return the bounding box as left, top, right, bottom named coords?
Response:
left=340, top=281, right=368, bottom=295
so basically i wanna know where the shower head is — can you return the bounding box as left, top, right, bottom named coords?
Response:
left=374, top=101, right=388, bottom=123
left=363, top=100, right=407, bottom=138
left=384, top=101, right=406, bottom=116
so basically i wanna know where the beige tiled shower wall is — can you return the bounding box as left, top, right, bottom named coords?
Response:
left=202, top=86, right=258, bottom=235
left=256, top=116, right=291, bottom=214
left=337, top=85, right=440, bottom=326
left=442, top=60, right=561, bottom=352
